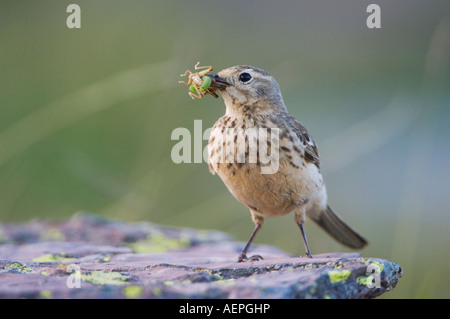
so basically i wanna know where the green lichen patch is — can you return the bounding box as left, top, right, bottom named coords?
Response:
left=4, top=262, right=32, bottom=273
left=356, top=259, right=385, bottom=288
left=356, top=275, right=370, bottom=286
left=32, top=253, right=77, bottom=263
left=40, top=290, right=52, bottom=298
left=333, top=261, right=345, bottom=269
left=359, top=258, right=384, bottom=273
left=163, top=280, right=175, bottom=286
left=194, top=268, right=224, bottom=280
left=123, top=285, right=144, bottom=298
left=128, top=232, right=190, bottom=253
left=368, top=260, right=384, bottom=273
left=213, top=278, right=235, bottom=286
left=328, top=269, right=351, bottom=284
left=95, top=255, right=111, bottom=263
left=152, top=287, right=162, bottom=297
left=80, top=271, right=131, bottom=286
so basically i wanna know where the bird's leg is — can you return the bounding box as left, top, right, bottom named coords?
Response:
left=237, top=214, right=264, bottom=262
left=295, top=208, right=312, bottom=258
left=237, top=223, right=263, bottom=262
left=298, top=222, right=313, bottom=258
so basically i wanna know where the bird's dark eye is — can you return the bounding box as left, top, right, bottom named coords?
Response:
left=239, top=72, right=252, bottom=83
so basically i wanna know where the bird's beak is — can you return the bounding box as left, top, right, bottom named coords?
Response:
left=207, top=74, right=230, bottom=90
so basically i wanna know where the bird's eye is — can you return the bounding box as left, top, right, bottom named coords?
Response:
left=239, top=72, right=252, bottom=83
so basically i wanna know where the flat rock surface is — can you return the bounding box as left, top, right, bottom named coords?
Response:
left=0, top=213, right=402, bottom=299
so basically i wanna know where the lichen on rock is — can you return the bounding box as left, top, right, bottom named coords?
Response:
left=0, top=213, right=402, bottom=299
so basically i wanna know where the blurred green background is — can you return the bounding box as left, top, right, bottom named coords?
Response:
left=1, top=0, right=449, bottom=298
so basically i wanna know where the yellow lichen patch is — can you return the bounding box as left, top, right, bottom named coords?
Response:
left=32, top=253, right=76, bottom=263
left=128, top=233, right=190, bottom=253
left=95, top=255, right=111, bottom=263
left=80, top=271, right=131, bottom=286
left=333, top=261, right=345, bottom=269
left=356, top=259, right=385, bottom=287
left=194, top=268, right=224, bottom=280
left=328, top=269, right=351, bottom=284
left=359, top=258, right=384, bottom=273
left=358, top=258, right=385, bottom=282
left=152, top=287, right=162, bottom=297
left=356, top=276, right=370, bottom=286
left=123, top=285, right=143, bottom=298
left=163, top=280, right=175, bottom=286
left=368, top=260, right=384, bottom=273
left=213, top=278, right=235, bottom=286
left=4, top=262, right=32, bottom=273
left=40, top=290, right=52, bottom=298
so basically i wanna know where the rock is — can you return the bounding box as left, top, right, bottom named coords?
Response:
left=0, top=212, right=402, bottom=299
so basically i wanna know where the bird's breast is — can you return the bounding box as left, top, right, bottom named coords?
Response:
left=208, top=115, right=324, bottom=217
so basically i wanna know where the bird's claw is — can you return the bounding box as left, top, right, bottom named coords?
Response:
left=237, top=254, right=264, bottom=263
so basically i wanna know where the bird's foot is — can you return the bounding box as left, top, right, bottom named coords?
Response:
left=237, top=254, right=264, bottom=263
left=302, top=251, right=313, bottom=258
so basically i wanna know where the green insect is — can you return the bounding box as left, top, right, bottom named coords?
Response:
left=179, top=62, right=218, bottom=99
left=189, top=76, right=211, bottom=94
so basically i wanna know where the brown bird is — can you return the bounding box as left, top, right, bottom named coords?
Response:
left=206, top=65, right=368, bottom=262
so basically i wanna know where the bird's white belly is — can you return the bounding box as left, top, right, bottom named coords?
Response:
left=209, top=143, right=323, bottom=217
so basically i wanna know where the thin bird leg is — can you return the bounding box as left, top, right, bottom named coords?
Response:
left=298, top=222, right=313, bottom=258
left=237, top=223, right=263, bottom=262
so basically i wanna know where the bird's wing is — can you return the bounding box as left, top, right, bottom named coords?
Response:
left=289, top=118, right=320, bottom=169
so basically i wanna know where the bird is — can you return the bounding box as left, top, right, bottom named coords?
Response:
left=204, top=65, right=368, bottom=262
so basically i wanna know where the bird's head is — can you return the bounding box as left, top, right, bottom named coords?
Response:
left=208, top=65, right=286, bottom=116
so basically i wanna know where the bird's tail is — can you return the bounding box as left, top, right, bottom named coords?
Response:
left=311, top=205, right=368, bottom=249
